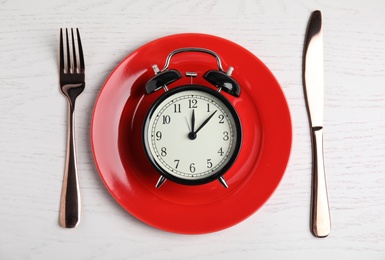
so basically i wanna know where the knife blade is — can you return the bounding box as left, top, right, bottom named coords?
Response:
left=303, top=10, right=331, bottom=238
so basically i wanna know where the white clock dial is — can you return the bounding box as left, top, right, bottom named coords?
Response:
left=144, top=86, right=241, bottom=185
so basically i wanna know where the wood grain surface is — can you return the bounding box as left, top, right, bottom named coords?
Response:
left=1, top=0, right=385, bottom=259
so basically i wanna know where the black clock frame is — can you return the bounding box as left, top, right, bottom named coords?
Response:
left=142, top=85, right=242, bottom=186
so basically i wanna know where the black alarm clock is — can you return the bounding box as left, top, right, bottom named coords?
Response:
left=143, top=48, right=242, bottom=188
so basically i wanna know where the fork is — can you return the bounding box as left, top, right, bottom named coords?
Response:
left=59, top=28, right=85, bottom=228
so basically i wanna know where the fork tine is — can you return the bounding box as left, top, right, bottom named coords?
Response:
left=76, top=28, right=85, bottom=73
left=59, top=28, right=64, bottom=72
left=71, top=28, right=77, bottom=73
left=65, top=29, right=71, bottom=73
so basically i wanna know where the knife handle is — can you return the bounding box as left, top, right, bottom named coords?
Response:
left=311, top=127, right=331, bottom=237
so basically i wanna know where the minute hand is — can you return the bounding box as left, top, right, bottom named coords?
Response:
left=194, top=110, right=217, bottom=134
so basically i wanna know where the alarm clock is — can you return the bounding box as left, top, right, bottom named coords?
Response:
left=143, top=48, right=242, bottom=188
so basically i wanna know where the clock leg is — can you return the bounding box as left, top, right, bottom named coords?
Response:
left=218, top=177, right=229, bottom=188
left=155, top=175, right=167, bottom=188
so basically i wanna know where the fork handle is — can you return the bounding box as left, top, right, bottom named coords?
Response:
left=311, top=127, right=331, bottom=237
left=59, top=102, right=81, bottom=228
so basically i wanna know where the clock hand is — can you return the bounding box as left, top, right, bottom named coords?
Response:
left=191, top=109, right=195, bottom=133
left=188, top=110, right=196, bottom=140
left=188, top=110, right=217, bottom=140
left=194, top=110, right=217, bottom=134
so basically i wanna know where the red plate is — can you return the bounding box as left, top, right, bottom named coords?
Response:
left=91, top=33, right=292, bottom=234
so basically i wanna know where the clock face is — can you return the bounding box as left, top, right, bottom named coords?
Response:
left=143, top=85, right=242, bottom=185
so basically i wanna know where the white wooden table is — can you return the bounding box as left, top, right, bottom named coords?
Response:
left=1, top=0, right=385, bottom=259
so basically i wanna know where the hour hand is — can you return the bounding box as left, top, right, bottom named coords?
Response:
left=188, top=109, right=197, bottom=140
left=191, top=109, right=195, bottom=133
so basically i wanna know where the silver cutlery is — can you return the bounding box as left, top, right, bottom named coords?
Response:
left=303, top=10, right=331, bottom=237
left=59, top=28, right=85, bottom=228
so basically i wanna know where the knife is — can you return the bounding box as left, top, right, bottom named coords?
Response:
left=303, top=10, right=331, bottom=238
